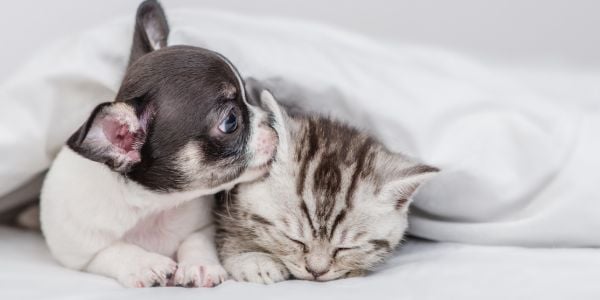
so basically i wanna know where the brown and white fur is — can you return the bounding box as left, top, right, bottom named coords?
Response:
left=40, top=1, right=278, bottom=288
left=216, top=90, right=438, bottom=283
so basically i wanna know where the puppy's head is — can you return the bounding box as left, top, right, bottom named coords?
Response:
left=67, top=0, right=277, bottom=192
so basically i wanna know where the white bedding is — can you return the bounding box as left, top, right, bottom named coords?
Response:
left=1, top=8, right=600, bottom=300
left=2, top=9, right=600, bottom=246
left=2, top=226, right=599, bottom=300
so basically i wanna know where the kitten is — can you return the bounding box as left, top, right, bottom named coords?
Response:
left=215, top=89, right=438, bottom=283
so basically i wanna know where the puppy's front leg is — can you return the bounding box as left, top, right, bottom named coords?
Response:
left=86, top=241, right=177, bottom=288
left=174, top=225, right=228, bottom=287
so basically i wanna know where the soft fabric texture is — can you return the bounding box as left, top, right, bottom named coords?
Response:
left=0, top=10, right=599, bottom=249
left=2, top=226, right=600, bottom=300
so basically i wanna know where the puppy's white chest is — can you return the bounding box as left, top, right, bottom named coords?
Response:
left=123, top=198, right=212, bottom=257
left=122, top=209, right=184, bottom=257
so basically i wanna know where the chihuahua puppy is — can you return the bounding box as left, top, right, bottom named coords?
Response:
left=40, top=0, right=278, bottom=288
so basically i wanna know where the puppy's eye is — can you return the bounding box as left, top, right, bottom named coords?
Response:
left=218, top=110, right=238, bottom=134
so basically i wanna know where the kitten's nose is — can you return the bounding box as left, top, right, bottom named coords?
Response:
left=305, top=265, right=328, bottom=279
left=305, top=252, right=331, bottom=279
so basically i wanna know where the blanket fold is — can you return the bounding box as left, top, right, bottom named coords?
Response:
left=1, top=10, right=598, bottom=246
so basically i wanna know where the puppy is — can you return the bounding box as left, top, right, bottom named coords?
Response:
left=40, top=0, right=278, bottom=288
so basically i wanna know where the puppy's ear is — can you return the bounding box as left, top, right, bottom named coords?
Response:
left=67, top=101, right=155, bottom=173
left=129, top=0, right=169, bottom=65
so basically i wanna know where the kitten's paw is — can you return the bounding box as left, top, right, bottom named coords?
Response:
left=225, top=252, right=290, bottom=284
left=345, top=269, right=366, bottom=278
left=173, top=262, right=228, bottom=288
left=118, top=253, right=177, bottom=288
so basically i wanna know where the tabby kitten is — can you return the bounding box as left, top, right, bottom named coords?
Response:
left=215, top=90, right=438, bottom=284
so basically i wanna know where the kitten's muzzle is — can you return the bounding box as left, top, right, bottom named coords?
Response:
left=305, top=265, right=329, bottom=279
left=304, top=254, right=332, bottom=280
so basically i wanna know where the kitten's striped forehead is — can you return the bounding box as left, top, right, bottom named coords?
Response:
left=294, top=117, right=379, bottom=240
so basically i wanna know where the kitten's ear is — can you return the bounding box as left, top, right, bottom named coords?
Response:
left=67, top=101, right=155, bottom=173
left=248, top=86, right=291, bottom=159
left=129, top=0, right=169, bottom=65
left=378, top=154, right=439, bottom=213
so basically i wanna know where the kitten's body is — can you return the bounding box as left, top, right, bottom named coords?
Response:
left=216, top=91, right=438, bottom=283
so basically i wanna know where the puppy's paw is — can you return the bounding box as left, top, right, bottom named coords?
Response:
left=173, top=262, right=228, bottom=288
left=225, top=252, right=289, bottom=284
left=118, top=253, right=177, bottom=288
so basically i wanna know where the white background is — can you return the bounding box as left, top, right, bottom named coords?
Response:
left=0, top=0, right=598, bottom=81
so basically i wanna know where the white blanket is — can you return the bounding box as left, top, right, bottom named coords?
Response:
left=2, top=226, right=599, bottom=300
left=1, top=9, right=600, bottom=300
left=1, top=10, right=599, bottom=248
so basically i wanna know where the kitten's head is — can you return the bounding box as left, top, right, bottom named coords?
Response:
left=232, top=90, right=438, bottom=281
left=67, top=0, right=278, bottom=192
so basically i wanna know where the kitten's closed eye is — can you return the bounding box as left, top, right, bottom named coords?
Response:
left=333, top=247, right=358, bottom=258
left=285, top=235, right=308, bottom=253
left=283, top=232, right=358, bottom=259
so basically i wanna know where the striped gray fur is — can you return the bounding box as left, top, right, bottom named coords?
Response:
left=215, top=91, right=438, bottom=284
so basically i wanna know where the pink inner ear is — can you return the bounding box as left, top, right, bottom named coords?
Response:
left=102, top=118, right=138, bottom=154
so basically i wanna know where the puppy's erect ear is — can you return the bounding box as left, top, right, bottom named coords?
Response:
left=67, top=101, right=155, bottom=173
left=129, top=0, right=169, bottom=65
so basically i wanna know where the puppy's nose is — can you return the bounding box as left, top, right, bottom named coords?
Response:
left=305, top=266, right=328, bottom=279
